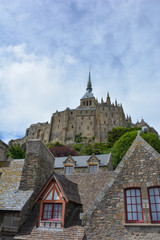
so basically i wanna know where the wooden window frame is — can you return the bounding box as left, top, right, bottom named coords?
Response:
left=42, top=203, right=62, bottom=221
left=125, top=188, right=144, bottom=223
left=148, top=187, right=160, bottom=223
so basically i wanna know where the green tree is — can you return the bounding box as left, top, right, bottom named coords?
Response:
left=111, top=130, right=138, bottom=169
left=106, top=127, right=141, bottom=149
left=8, top=145, right=26, bottom=159
left=141, top=132, right=160, bottom=154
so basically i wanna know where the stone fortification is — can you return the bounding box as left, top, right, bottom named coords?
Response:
left=9, top=72, right=157, bottom=147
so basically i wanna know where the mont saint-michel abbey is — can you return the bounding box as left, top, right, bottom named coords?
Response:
left=20, top=72, right=133, bottom=145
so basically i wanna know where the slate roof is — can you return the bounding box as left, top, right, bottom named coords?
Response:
left=66, top=171, right=116, bottom=211
left=54, top=154, right=110, bottom=168
left=14, top=225, right=84, bottom=240
left=82, top=91, right=94, bottom=99
left=54, top=172, right=81, bottom=204
left=0, top=159, right=33, bottom=211
left=37, top=172, right=81, bottom=204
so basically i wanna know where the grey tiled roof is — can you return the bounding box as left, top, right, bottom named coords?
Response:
left=54, top=154, right=110, bottom=168
left=0, top=159, right=33, bottom=211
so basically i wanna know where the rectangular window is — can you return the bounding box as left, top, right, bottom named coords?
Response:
left=148, top=187, right=160, bottom=223
left=42, top=203, right=62, bottom=221
left=125, top=188, right=144, bottom=223
left=89, top=165, right=98, bottom=173
left=65, top=166, right=73, bottom=174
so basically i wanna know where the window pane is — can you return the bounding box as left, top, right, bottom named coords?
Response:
left=133, top=212, right=137, bottom=220
left=152, top=212, right=157, bottom=221
left=132, top=205, right=137, bottom=212
left=150, top=196, right=155, bottom=203
left=151, top=204, right=156, bottom=212
left=131, top=189, right=135, bottom=196
left=149, top=188, right=154, bottom=195
left=155, top=196, right=160, bottom=204
left=126, top=190, right=130, bottom=197
left=127, top=197, right=131, bottom=204
left=48, top=204, right=52, bottom=211
left=43, top=212, right=47, bottom=219
left=137, top=197, right=141, bottom=204
left=158, top=212, right=160, bottom=220
left=128, top=212, right=132, bottom=220
left=136, top=189, right=140, bottom=196
left=137, top=205, right=142, bottom=212
left=132, top=197, right=136, bottom=204
left=127, top=205, right=131, bottom=212
left=138, top=213, right=142, bottom=220
left=154, top=188, right=159, bottom=195
left=157, top=204, right=160, bottom=211
left=47, top=211, right=52, bottom=219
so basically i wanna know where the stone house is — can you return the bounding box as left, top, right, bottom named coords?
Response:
left=1, top=131, right=160, bottom=239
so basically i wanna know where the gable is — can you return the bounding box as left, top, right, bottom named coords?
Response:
left=63, top=156, right=76, bottom=166
left=42, top=181, right=62, bottom=201
left=87, top=154, right=100, bottom=164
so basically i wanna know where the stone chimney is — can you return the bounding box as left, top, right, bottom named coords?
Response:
left=19, top=139, right=55, bottom=194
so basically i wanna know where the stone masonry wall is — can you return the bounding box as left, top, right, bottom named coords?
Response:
left=19, top=139, right=55, bottom=192
left=83, top=135, right=160, bottom=239
left=0, top=140, right=8, bottom=162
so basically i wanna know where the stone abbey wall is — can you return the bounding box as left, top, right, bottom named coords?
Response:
left=24, top=100, right=129, bottom=145
left=11, top=73, right=158, bottom=147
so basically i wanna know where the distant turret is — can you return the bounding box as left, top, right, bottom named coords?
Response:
left=106, top=92, right=111, bottom=105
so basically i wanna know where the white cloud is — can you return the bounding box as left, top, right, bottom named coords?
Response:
left=0, top=0, right=160, bottom=143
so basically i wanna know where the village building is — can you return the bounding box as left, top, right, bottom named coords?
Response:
left=0, top=130, right=160, bottom=239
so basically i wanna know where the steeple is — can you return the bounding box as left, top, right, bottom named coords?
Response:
left=106, top=92, right=111, bottom=105
left=86, top=70, right=92, bottom=93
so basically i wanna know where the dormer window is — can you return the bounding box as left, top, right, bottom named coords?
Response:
left=87, top=154, right=100, bottom=173
left=42, top=203, right=62, bottom=222
left=63, top=156, right=76, bottom=175
left=36, top=174, right=81, bottom=230
left=36, top=180, right=65, bottom=228
left=65, top=166, right=73, bottom=175
left=89, top=164, right=98, bottom=173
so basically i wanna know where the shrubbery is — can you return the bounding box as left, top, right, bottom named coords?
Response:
left=141, top=132, right=160, bottom=154
left=7, top=145, right=26, bottom=159
left=111, top=130, right=138, bottom=168
left=106, top=127, right=141, bottom=149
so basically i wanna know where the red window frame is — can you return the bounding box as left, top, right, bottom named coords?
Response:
left=42, top=203, right=62, bottom=221
left=148, top=187, right=160, bottom=223
left=125, top=188, right=144, bottom=223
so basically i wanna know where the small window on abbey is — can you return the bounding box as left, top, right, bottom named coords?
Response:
left=71, top=112, right=73, bottom=115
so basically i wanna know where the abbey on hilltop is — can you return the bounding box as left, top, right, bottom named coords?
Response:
left=10, top=72, right=156, bottom=146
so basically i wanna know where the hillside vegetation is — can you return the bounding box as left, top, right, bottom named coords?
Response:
left=7, top=128, right=160, bottom=170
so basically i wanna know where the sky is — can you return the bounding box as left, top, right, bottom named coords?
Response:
left=0, top=0, right=160, bottom=143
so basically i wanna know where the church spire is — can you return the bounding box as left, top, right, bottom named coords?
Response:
left=86, top=70, right=92, bottom=93
left=106, top=92, right=111, bottom=105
